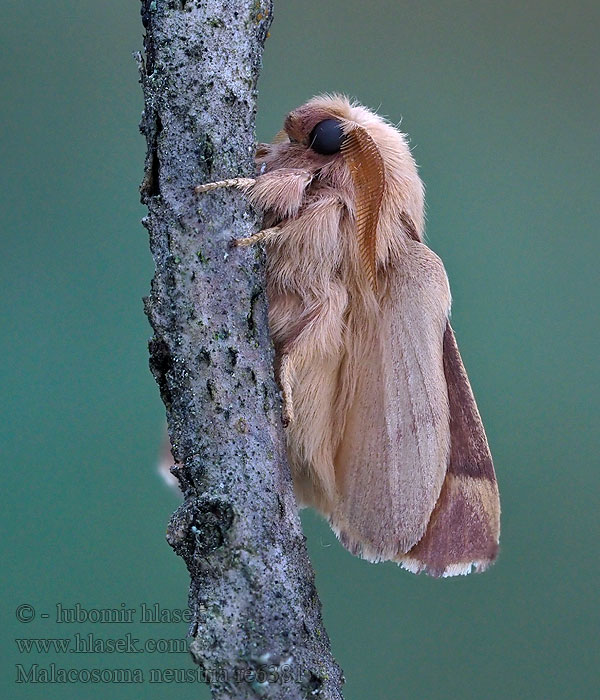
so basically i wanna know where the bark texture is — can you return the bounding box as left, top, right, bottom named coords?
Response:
left=138, top=1, right=344, bottom=698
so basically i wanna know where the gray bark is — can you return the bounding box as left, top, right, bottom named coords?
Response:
left=138, top=1, right=344, bottom=698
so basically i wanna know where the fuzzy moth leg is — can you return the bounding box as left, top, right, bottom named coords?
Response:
left=195, top=177, right=256, bottom=193
left=195, top=178, right=285, bottom=247
left=278, top=354, right=295, bottom=427
left=233, top=226, right=282, bottom=248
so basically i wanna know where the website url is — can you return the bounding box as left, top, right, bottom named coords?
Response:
left=15, top=634, right=188, bottom=655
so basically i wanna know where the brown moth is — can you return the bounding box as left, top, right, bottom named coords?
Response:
left=195, top=94, right=500, bottom=577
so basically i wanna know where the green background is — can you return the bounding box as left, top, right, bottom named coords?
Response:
left=2, top=1, right=598, bottom=698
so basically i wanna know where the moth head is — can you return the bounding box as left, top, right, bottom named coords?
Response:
left=257, top=95, right=425, bottom=289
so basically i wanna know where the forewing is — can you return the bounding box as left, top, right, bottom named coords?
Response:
left=331, top=241, right=452, bottom=560
left=399, top=323, right=500, bottom=576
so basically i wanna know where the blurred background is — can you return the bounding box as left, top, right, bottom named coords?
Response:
left=2, top=1, right=598, bottom=698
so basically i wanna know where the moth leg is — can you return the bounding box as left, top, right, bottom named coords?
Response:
left=278, top=354, right=295, bottom=427
left=233, top=226, right=281, bottom=248
left=195, top=179, right=284, bottom=248
left=195, top=177, right=255, bottom=193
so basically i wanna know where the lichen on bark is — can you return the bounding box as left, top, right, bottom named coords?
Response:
left=138, top=1, right=344, bottom=697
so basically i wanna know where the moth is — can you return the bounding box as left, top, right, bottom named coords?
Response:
left=195, top=94, right=500, bottom=577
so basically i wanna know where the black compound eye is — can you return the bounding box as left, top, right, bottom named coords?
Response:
left=308, top=119, right=345, bottom=155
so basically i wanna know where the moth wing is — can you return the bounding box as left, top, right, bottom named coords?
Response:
left=332, top=241, right=452, bottom=560
left=399, top=323, right=500, bottom=576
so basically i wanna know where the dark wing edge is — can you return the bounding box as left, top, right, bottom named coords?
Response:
left=398, top=322, right=501, bottom=577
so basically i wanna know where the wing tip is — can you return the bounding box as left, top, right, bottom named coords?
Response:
left=329, top=491, right=500, bottom=578
left=330, top=521, right=412, bottom=564
left=332, top=522, right=499, bottom=577
left=396, top=553, right=498, bottom=578
left=331, top=522, right=499, bottom=577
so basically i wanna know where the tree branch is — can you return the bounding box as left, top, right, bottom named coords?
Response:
left=138, top=1, right=344, bottom=697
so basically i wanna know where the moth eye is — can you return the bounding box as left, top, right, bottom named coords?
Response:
left=308, top=119, right=345, bottom=155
